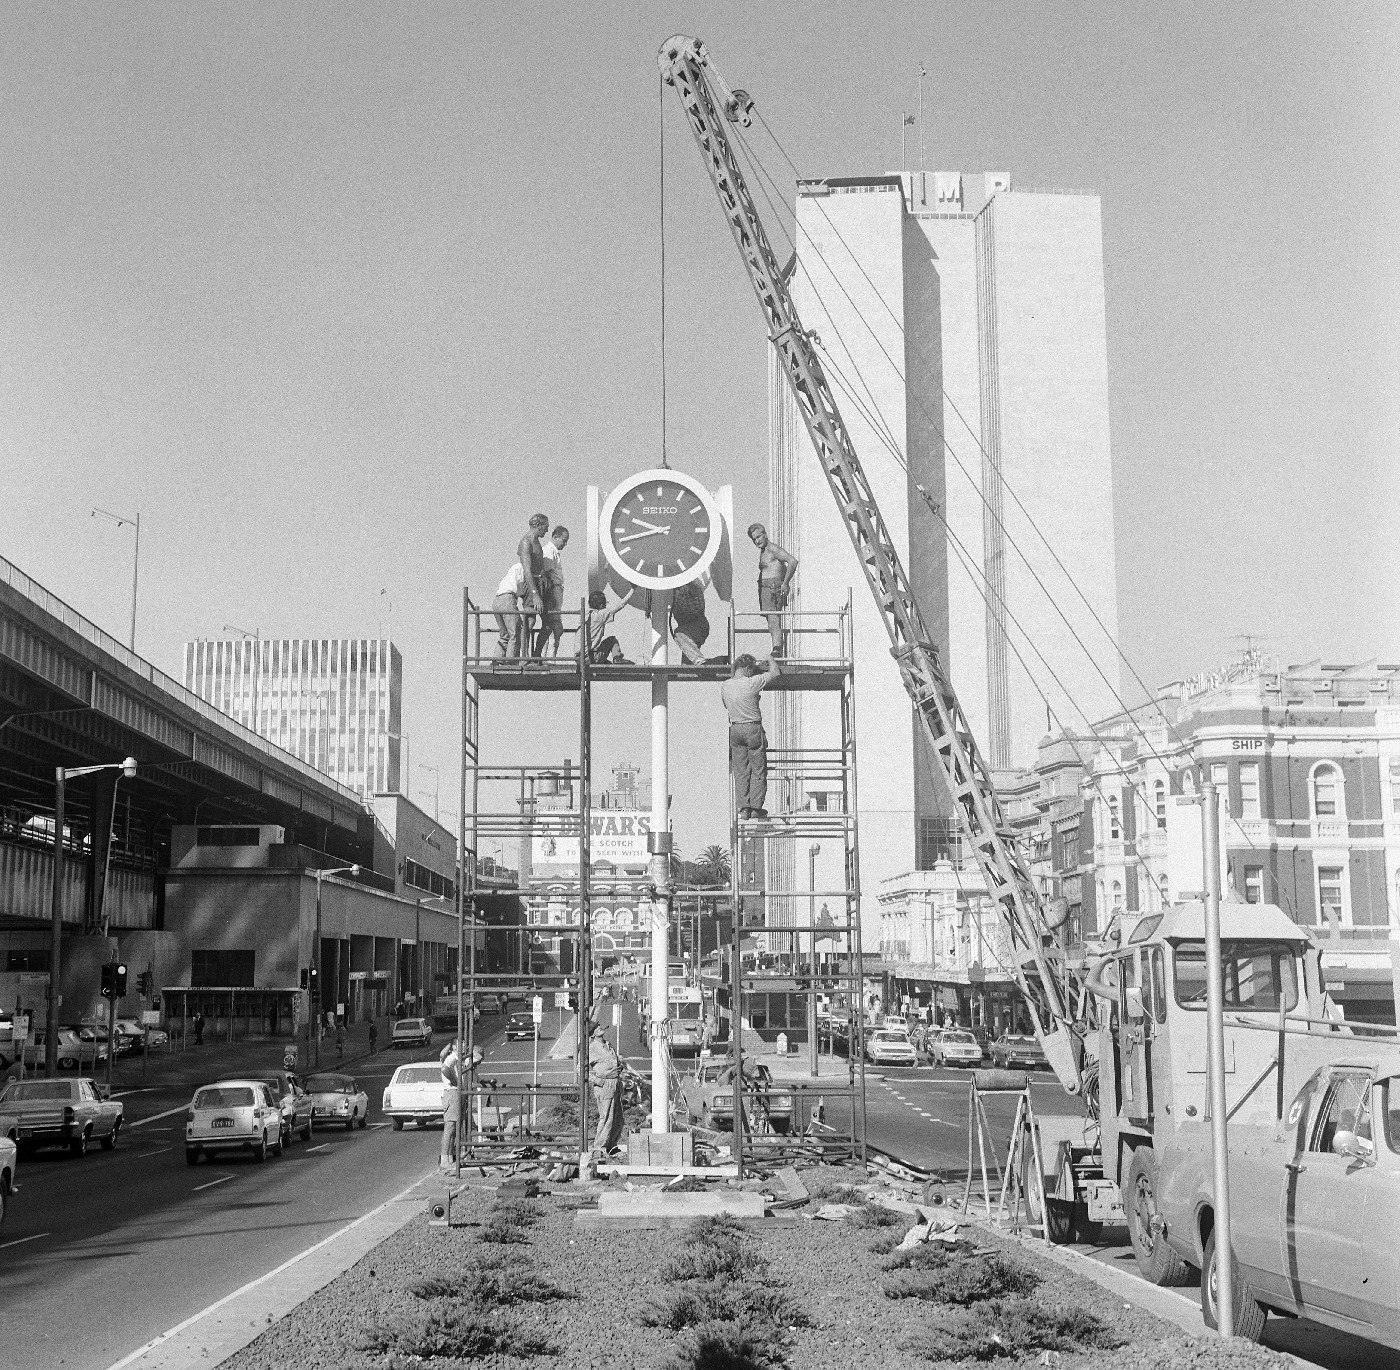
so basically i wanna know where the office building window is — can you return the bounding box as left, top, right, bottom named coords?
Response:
left=1312, top=763, right=1341, bottom=818
left=1107, top=796, right=1120, bottom=840
left=1154, top=779, right=1167, bottom=829
left=1391, top=759, right=1400, bottom=815
left=1058, top=829, right=1078, bottom=870
left=1316, top=866, right=1345, bottom=927
left=1239, top=763, right=1260, bottom=820
left=1158, top=874, right=1169, bottom=908
left=1211, top=763, right=1229, bottom=814
left=1244, top=865, right=1263, bottom=904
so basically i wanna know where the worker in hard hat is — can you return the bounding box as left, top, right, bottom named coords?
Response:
left=588, top=1016, right=625, bottom=1156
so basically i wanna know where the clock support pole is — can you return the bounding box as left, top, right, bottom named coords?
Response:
left=647, top=590, right=673, bottom=1132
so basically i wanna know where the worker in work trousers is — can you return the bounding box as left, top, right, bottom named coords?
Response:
left=439, top=1041, right=483, bottom=1168
left=589, top=1020, right=625, bottom=1156
left=721, top=654, right=781, bottom=818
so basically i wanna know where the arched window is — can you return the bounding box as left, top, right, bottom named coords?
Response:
left=1154, top=780, right=1167, bottom=830
left=1158, top=873, right=1169, bottom=908
left=1112, top=880, right=1124, bottom=911
left=1311, top=763, right=1343, bottom=819
left=1108, top=796, right=1121, bottom=840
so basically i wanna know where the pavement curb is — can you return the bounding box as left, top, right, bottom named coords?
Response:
left=102, top=1167, right=438, bottom=1370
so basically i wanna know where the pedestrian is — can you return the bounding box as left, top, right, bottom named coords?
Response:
left=721, top=653, right=781, bottom=819
left=582, top=587, right=634, bottom=663
left=335, top=1022, right=345, bottom=1059
left=532, top=525, right=570, bottom=656
left=747, top=523, right=798, bottom=657
left=670, top=579, right=714, bottom=665
left=193, top=1011, right=205, bottom=1046
left=394, top=1000, right=404, bottom=1021
left=368, top=1021, right=378, bottom=1054
left=588, top=1018, right=625, bottom=1156
left=439, top=1038, right=484, bottom=1169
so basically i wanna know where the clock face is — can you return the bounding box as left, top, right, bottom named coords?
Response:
left=600, top=470, right=720, bottom=589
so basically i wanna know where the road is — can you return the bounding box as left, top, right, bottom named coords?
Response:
left=861, top=1061, right=1400, bottom=1370
left=1, top=1026, right=486, bottom=1370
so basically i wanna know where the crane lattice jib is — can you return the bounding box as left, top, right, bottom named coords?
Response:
left=659, top=35, right=1083, bottom=1095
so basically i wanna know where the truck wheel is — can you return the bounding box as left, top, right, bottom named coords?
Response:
left=1202, top=1229, right=1267, bottom=1341
left=1125, top=1148, right=1190, bottom=1286
left=300, top=1120, right=313, bottom=1141
left=1018, top=1145, right=1075, bottom=1244
left=391, top=1118, right=403, bottom=1131
left=101, top=1120, right=121, bottom=1151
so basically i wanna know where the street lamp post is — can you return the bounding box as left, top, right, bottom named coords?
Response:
left=91, top=508, right=141, bottom=651
left=312, top=864, right=361, bottom=1069
left=47, top=757, right=137, bottom=1075
left=223, top=624, right=261, bottom=735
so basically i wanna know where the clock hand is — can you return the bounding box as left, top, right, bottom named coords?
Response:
left=628, top=519, right=667, bottom=534
left=617, top=526, right=669, bottom=544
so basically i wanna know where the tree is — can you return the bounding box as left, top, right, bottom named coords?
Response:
left=698, top=845, right=731, bottom=886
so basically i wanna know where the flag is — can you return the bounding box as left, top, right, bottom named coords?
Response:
left=903, top=113, right=915, bottom=126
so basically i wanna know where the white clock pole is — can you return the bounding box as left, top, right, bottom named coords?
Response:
left=649, top=589, right=672, bottom=1133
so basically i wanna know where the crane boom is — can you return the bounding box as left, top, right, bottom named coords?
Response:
left=659, top=35, right=1084, bottom=1094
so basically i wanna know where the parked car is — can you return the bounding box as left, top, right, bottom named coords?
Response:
left=390, top=1017, right=433, bottom=1049
left=115, top=1017, right=170, bottom=1049
left=383, top=1061, right=447, bottom=1130
left=76, top=1024, right=135, bottom=1057
left=476, top=994, right=504, bottom=1015
left=504, top=1011, right=538, bottom=1042
left=681, top=1059, right=793, bottom=1134
left=22, top=1029, right=107, bottom=1071
left=303, top=1073, right=370, bottom=1131
left=931, top=1028, right=984, bottom=1068
left=186, top=1080, right=283, bottom=1163
left=864, top=1029, right=918, bottom=1067
left=0, top=1078, right=123, bottom=1155
left=231, top=1072, right=314, bottom=1145
left=990, top=1033, right=1048, bottom=1070
left=0, top=1130, right=14, bottom=1232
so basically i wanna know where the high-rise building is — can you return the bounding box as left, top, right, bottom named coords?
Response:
left=183, top=637, right=402, bottom=796
left=771, top=169, right=1121, bottom=899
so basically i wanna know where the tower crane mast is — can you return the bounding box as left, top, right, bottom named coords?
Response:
left=659, top=35, right=1085, bottom=1095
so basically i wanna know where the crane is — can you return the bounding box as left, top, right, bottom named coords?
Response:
left=658, top=35, right=1085, bottom=1096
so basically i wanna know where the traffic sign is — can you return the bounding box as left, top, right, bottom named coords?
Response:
left=612, top=1003, right=622, bottom=1026
left=553, top=991, right=570, bottom=1008
left=532, top=995, right=543, bottom=1023
left=141, top=1010, right=161, bottom=1027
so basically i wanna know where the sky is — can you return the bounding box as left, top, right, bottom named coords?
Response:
left=2, top=2, right=1397, bottom=855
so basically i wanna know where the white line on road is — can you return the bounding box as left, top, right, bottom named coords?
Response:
left=129, top=1104, right=190, bottom=1129
left=303, top=1143, right=332, bottom=1154
left=0, top=1231, right=50, bottom=1250
left=110, top=1088, right=156, bottom=1098
left=103, top=1167, right=437, bottom=1370
left=192, top=1174, right=235, bottom=1192
left=136, top=1147, right=173, bottom=1159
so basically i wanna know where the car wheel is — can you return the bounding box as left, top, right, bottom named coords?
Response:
left=345, top=1116, right=354, bottom=1132
left=59, top=1056, right=77, bottom=1070
left=186, top=1148, right=200, bottom=1165
left=101, top=1120, right=121, bottom=1151
left=71, top=1128, right=89, bottom=1157
left=357, top=1112, right=367, bottom=1129
left=391, top=1117, right=403, bottom=1131
left=1125, top=1148, right=1191, bottom=1286
left=254, top=1131, right=268, bottom=1163
left=300, top=1121, right=312, bottom=1141
left=415, top=1118, right=427, bottom=1129
left=1202, top=1228, right=1267, bottom=1341
left=272, top=1126, right=285, bottom=1156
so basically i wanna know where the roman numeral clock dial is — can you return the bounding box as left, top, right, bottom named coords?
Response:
left=599, top=469, right=722, bottom=592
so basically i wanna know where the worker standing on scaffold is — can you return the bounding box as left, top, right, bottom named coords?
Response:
left=722, top=654, right=780, bottom=820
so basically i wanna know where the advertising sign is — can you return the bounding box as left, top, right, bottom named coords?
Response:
left=531, top=810, right=653, bottom=867
left=141, top=1010, right=161, bottom=1027
left=532, top=995, right=543, bottom=1023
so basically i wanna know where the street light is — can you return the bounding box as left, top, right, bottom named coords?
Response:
left=48, top=757, right=137, bottom=1075
left=222, top=624, right=261, bottom=736
left=91, top=507, right=141, bottom=651
left=312, top=863, right=361, bottom=1068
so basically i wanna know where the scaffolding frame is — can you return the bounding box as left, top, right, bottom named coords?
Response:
left=453, top=587, right=868, bottom=1172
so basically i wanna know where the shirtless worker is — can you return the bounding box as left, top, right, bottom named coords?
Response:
left=516, top=513, right=551, bottom=655
left=747, top=523, right=798, bottom=657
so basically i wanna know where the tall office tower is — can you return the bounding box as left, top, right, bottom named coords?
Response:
left=183, top=637, right=402, bottom=796
left=771, top=170, right=1120, bottom=895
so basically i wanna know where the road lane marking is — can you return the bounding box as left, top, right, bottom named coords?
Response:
left=129, top=1104, right=189, bottom=1129
left=303, top=1143, right=332, bottom=1153
left=110, top=1088, right=155, bottom=1098
left=136, top=1147, right=173, bottom=1159
left=0, top=1231, right=50, bottom=1250
left=103, top=1166, right=438, bottom=1370
left=192, top=1174, right=235, bottom=1191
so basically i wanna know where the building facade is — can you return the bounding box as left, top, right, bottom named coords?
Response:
left=183, top=637, right=402, bottom=797
left=770, top=169, right=1120, bottom=909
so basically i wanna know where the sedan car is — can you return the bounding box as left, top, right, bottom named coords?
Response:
left=504, top=1011, right=538, bottom=1042
left=681, top=1060, right=793, bottom=1134
left=991, top=1033, right=1047, bottom=1070
left=383, top=1061, right=447, bottom=1130
left=233, top=1072, right=314, bottom=1145
left=931, top=1028, right=984, bottom=1068
left=22, top=1029, right=106, bottom=1071
left=0, top=1078, right=123, bottom=1155
left=304, top=1073, right=370, bottom=1131
left=186, top=1081, right=283, bottom=1163
left=864, top=1029, right=918, bottom=1067
left=115, top=1017, right=170, bottom=1049
left=476, top=994, right=504, bottom=1015
left=390, top=1017, right=433, bottom=1049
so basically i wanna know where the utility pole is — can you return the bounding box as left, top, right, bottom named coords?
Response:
left=648, top=591, right=673, bottom=1133
left=91, top=507, right=140, bottom=651
left=1202, top=780, right=1234, bottom=1337
left=918, top=63, right=927, bottom=171
left=46, top=768, right=65, bottom=1076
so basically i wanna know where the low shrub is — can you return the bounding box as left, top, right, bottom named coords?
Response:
left=355, top=1302, right=555, bottom=1361
left=881, top=1246, right=1040, bottom=1305
left=661, top=1217, right=765, bottom=1283
left=845, top=1201, right=904, bottom=1229
left=900, top=1296, right=1124, bottom=1363
left=662, top=1316, right=786, bottom=1370
left=642, top=1278, right=810, bottom=1332
left=865, top=1228, right=906, bottom=1255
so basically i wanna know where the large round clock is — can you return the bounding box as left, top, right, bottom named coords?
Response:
left=598, top=468, right=722, bottom=590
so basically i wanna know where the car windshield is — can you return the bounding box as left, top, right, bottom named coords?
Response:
left=1173, top=940, right=1299, bottom=1012
left=396, top=1020, right=425, bottom=1031
left=873, top=1032, right=909, bottom=1044
left=194, top=1086, right=254, bottom=1109
left=2, top=1081, right=72, bottom=1101
left=305, top=1075, right=353, bottom=1093
left=396, top=1066, right=443, bottom=1084
left=946, top=1032, right=976, bottom=1044
left=675, top=1002, right=702, bottom=1020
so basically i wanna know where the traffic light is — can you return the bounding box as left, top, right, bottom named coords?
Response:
left=300, top=968, right=309, bottom=989
left=308, top=966, right=320, bottom=1002
left=101, top=963, right=114, bottom=998
left=137, top=969, right=153, bottom=998
left=114, top=963, right=127, bottom=997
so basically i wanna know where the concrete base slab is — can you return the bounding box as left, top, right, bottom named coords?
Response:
left=593, top=1189, right=766, bottom=1222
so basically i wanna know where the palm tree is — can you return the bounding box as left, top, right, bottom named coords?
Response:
left=698, top=844, right=731, bottom=886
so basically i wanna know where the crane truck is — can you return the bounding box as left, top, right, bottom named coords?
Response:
left=660, top=35, right=1400, bottom=1344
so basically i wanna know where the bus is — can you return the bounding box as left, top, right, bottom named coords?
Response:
left=668, top=983, right=707, bottom=1055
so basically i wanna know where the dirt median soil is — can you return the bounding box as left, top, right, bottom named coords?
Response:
left=222, top=1167, right=1298, bottom=1370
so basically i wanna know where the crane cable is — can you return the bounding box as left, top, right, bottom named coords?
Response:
left=659, top=73, right=669, bottom=468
